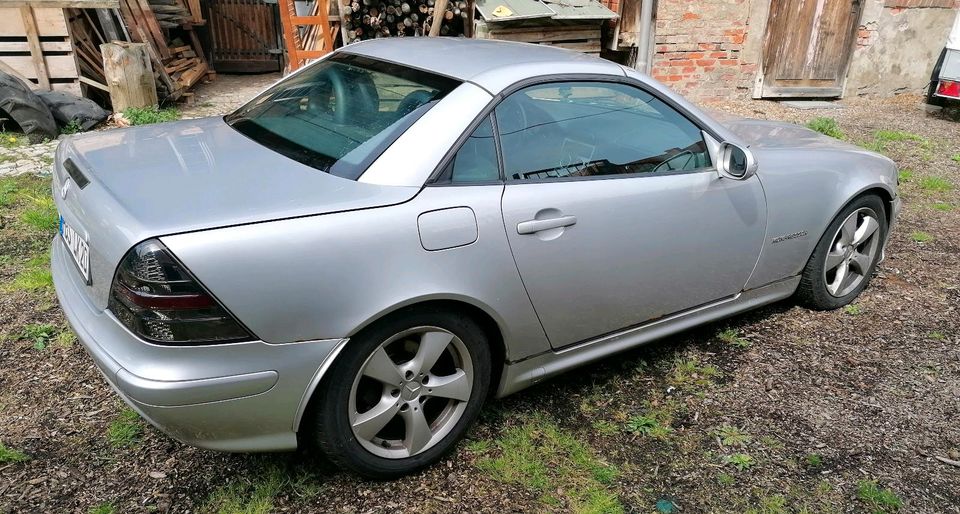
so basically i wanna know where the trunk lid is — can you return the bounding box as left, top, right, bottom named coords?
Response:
left=53, top=117, right=418, bottom=310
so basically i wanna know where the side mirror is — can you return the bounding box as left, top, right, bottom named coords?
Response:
left=717, top=142, right=758, bottom=180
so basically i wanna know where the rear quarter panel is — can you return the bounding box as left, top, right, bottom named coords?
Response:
left=160, top=185, right=551, bottom=361
left=745, top=147, right=897, bottom=289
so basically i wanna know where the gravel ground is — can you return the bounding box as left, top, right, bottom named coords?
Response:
left=0, top=85, right=958, bottom=514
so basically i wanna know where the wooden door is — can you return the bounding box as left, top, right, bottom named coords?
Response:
left=760, top=0, right=863, bottom=97
left=209, top=0, right=282, bottom=73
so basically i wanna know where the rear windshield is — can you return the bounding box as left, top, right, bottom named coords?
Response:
left=226, top=54, right=460, bottom=180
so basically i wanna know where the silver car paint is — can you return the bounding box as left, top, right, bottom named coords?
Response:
left=52, top=39, right=899, bottom=453
left=54, top=118, right=419, bottom=310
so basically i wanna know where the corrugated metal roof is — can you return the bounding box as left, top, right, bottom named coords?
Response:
left=476, top=0, right=615, bottom=23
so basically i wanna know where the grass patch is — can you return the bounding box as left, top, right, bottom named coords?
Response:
left=22, top=323, right=56, bottom=350
left=716, top=472, right=735, bottom=486
left=804, top=453, right=823, bottom=469
left=951, top=153, right=960, bottom=163
left=911, top=231, right=933, bottom=243
left=0, top=178, right=17, bottom=207
left=843, top=304, right=862, bottom=316
left=714, top=425, right=751, bottom=447
left=874, top=130, right=924, bottom=144
left=20, top=193, right=58, bottom=232
left=591, top=419, right=619, bottom=437
left=722, top=453, right=755, bottom=471
left=806, top=117, right=844, bottom=139
left=0, top=132, right=28, bottom=149
left=919, top=176, right=953, bottom=192
left=204, top=465, right=285, bottom=514
left=718, top=328, right=750, bottom=348
left=108, top=408, right=142, bottom=447
left=88, top=502, right=115, bottom=514
left=0, top=441, right=29, bottom=463
left=931, top=202, right=954, bottom=212
left=897, top=169, right=914, bottom=183
left=856, top=480, right=902, bottom=512
left=668, top=358, right=720, bottom=391
left=478, top=413, right=622, bottom=513
left=9, top=253, right=53, bottom=292
left=929, top=331, right=945, bottom=341
left=123, top=107, right=181, bottom=126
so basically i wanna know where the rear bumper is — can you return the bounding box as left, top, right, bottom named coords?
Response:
left=51, top=237, right=345, bottom=452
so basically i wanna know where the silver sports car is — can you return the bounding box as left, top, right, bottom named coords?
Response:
left=51, top=38, right=900, bottom=478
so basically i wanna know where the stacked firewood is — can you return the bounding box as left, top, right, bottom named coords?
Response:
left=148, top=0, right=193, bottom=28
left=341, top=0, right=469, bottom=42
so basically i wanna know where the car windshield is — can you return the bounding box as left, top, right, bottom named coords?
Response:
left=226, top=54, right=460, bottom=180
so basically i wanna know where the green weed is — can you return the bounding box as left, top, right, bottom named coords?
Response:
left=856, top=480, right=902, bottom=512
left=108, top=408, right=142, bottom=447
left=0, top=178, right=17, bottom=207
left=844, top=304, right=862, bottom=316
left=874, top=130, right=924, bottom=144
left=22, top=323, right=56, bottom=350
left=897, top=169, right=914, bottom=183
left=465, top=439, right=492, bottom=453
left=0, top=441, right=29, bottom=463
left=625, top=413, right=672, bottom=440
left=88, top=503, right=115, bottom=514
left=911, top=231, right=933, bottom=243
left=806, top=118, right=844, bottom=139
left=718, top=328, right=750, bottom=348
left=951, top=153, right=960, bottom=163
left=61, top=120, right=84, bottom=135
left=714, top=425, right=751, bottom=446
left=929, top=331, right=945, bottom=341
left=123, top=107, right=181, bottom=126
left=478, top=413, right=622, bottom=513
left=931, top=202, right=954, bottom=212
left=804, top=453, right=823, bottom=469
left=668, top=358, right=720, bottom=391
left=20, top=194, right=58, bottom=232
left=592, top=419, right=619, bottom=437
left=722, top=453, right=755, bottom=470
left=10, top=253, right=53, bottom=292
left=716, top=472, right=735, bottom=486
left=0, top=132, right=27, bottom=149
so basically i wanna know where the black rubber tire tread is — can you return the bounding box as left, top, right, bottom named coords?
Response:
left=795, top=194, right=887, bottom=310
left=312, top=306, right=491, bottom=479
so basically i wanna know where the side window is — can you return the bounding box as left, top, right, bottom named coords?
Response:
left=437, top=116, right=500, bottom=183
left=495, top=82, right=711, bottom=181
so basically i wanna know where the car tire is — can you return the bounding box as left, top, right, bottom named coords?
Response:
left=796, top=194, right=888, bottom=310
left=312, top=307, right=491, bottom=479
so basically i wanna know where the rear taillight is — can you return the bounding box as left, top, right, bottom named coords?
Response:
left=108, top=239, right=253, bottom=345
left=936, top=80, right=960, bottom=99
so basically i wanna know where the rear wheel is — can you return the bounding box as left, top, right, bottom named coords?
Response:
left=313, top=309, right=490, bottom=478
left=796, top=195, right=887, bottom=310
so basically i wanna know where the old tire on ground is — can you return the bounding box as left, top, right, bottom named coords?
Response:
left=796, top=194, right=887, bottom=310
left=313, top=307, right=491, bottom=479
left=0, top=72, right=58, bottom=143
left=36, top=91, right=109, bottom=131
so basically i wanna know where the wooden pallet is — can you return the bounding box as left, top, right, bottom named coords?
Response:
left=475, top=23, right=602, bottom=55
left=0, top=7, right=82, bottom=95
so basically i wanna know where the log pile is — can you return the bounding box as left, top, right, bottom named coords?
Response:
left=340, top=0, right=470, bottom=43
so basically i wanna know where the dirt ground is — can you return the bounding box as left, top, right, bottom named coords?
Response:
left=1, top=80, right=958, bottom=514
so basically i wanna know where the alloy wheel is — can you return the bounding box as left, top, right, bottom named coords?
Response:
left=822, top=207, right=882, bottom=297
left=348, top=326, right=474, bottom=459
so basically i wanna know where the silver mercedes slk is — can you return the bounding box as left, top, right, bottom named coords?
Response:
left=51, top=38, right=900, bottom=478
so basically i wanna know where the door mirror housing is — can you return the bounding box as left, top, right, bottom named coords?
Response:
left=717, top=142, right=758, bottom=180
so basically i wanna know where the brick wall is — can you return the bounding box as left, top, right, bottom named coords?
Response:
left=650, top=0, right=754, bottom=99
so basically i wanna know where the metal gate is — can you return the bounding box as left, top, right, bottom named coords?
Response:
left=760, top=0, right=863, bottom=98
left=209, top=0, right=282, bottom=73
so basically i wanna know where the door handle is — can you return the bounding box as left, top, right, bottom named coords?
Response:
left=517, top=215, right=577, bottom=235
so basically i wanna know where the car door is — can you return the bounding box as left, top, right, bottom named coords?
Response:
left=497, top=80, right=767, bottom=349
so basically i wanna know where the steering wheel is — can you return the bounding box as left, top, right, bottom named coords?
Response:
left=652, top=150, right=696, bottom=173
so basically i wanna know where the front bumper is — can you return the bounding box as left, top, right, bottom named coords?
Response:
left=52, top=237, right=345, bottom=452
left=881, top=195, right=902, bottom=262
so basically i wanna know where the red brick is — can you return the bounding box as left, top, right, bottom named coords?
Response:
left=695, top=59, right=716, bottom=67
left=681, top=12, right=700, bottom=20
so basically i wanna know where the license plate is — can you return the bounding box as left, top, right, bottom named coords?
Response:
left=59, top=215, right=90, bottom=283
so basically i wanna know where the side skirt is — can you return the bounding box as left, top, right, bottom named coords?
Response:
left=495, top=276, right=801, bottom=397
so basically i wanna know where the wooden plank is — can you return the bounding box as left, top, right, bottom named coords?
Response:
left=0, top=7, right=68, bottom=36
left=0, top=40, right=73, bottom=52
left=0, top=54, right=79, bottom=80
left=0, top=59, right=33, bottom=84
left=51, top=81, right=82, bottom=96
left=20, top=7, right=51, bottom=89
left=102, top=42, right=157, bottom=110
left=96, top=8, right=122, bottom=41
left=3, top=1, right=118, bottom=7
left=79, top=75, right=110, bottom=92
left=429, top=0, right=448, bottom=36
left=134, top=0, right=170, bottom=59
left=486, top=26, right=600, bottom=43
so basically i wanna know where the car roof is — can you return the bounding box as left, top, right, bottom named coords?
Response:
left=338, top=38, right=626, bottom=94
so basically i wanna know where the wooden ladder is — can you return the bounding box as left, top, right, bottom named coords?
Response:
left=277, top=0, right=334, bottom=72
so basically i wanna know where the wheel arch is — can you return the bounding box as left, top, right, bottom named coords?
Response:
left=294, top=296, right=508, bottom=437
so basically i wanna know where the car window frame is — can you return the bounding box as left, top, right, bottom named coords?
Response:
left=425, top=74, right=724, bottom=187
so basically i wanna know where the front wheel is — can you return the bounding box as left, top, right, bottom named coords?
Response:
left=312, top=309, right=491, bottom=478
left=796, top=195, right=887, bottom=310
